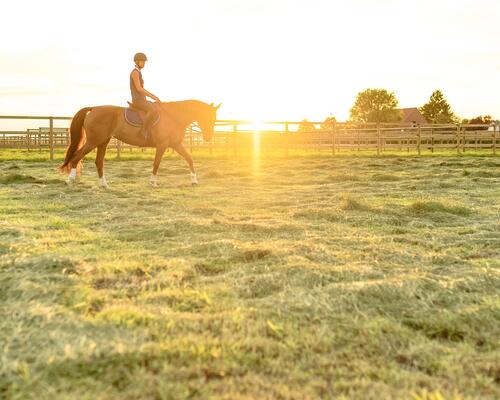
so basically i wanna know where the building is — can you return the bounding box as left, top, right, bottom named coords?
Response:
left=398, top=108, right=427, bottom=124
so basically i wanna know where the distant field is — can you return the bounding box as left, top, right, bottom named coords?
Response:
left=1, top=150, right=499, bottom=399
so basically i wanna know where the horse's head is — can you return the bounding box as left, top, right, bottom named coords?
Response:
left=197, top=102, right=221, bottom=141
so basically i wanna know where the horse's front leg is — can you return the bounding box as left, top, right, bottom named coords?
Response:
left=171, top=143, right=198, bottom=185
left=150, top=143, right=168, bottom=187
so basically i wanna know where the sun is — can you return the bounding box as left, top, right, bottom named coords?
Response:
left=246, top=121, right=266, bottom=132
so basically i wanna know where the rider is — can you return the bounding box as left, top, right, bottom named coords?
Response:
left=130, top=52, right=161, bottom=139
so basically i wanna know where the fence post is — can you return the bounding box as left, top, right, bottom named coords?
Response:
left=189, top=125, right=193, bottom=152
left=284, top=123, right=289, bottom=158
left=430, top=127, right=434, bottom=153
left=331, top=124, right=336, bottom=156
left=417, top=124, right=421, bottom=155
left=49, top=117, right=54, bottom=160
left=377, top=124, right=381, bottom=156
left=493, top=125, right=497, bottom=155
left=462, top=125, right=466, bottom=153
left=316, top=125, right=320, bottom=153
left=456, top=124, right=460, bottom=154
left=233, top=123, right=238, bottom=157
left=116, top=139, right=121, bottom=159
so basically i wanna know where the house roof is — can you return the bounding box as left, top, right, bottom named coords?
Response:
left=399, top=108, right=427, bottom=124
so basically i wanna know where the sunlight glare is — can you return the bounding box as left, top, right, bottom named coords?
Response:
left=251, top=121, right=262, bottom=175
left=248, top=121, right=266, bottom=133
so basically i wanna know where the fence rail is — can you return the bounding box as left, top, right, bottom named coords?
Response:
left=0, top=115, right=498, bottom=158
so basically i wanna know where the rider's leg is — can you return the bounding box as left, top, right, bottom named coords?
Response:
left=132, top=100, right=153, bottom=139
left=139, top=102, right=157, bottom=139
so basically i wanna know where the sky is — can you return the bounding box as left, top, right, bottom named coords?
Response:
left=1, top=0, right=499, bottom=129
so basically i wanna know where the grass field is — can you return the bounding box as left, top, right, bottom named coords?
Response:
left=1, top=149, right=499, bottom=399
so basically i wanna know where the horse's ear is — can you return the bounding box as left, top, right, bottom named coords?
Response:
left=215, top=103, right=222, bottom=111
left=210, top=103, right=214, bottom=107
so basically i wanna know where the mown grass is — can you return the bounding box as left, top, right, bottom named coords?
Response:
left=0, top=149, right=499, bottom=399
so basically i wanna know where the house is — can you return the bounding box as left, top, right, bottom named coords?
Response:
left=488, top=120, right=500, bottom=131
left=398, top=108, right=427, bottom=124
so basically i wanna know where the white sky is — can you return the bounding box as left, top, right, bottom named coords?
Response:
left=1, top=0, right=499, bottom=125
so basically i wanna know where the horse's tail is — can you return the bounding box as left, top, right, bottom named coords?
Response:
left=60, top=107, right=93, bottom=174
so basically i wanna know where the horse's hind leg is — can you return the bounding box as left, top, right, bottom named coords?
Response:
left=95, top=138, right=111, bottom=188
left=67, top=142, right=96, bottom=184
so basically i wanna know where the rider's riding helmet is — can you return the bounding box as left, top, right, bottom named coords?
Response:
left=133, top=53, right=148, bottom=62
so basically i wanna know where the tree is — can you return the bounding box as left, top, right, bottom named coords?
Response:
left=320, top=116, right=337, bottom=131
left=462, top=115, right=493, bottom=130
left=349, top=89, right=401, bottom=123
left=419, top=90, right=458, bottom=124
left=297, top=119, right=316, bottom=133
left=469, top=115, right=493, bottom=124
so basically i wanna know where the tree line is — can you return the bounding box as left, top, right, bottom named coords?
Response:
left=298, top=89, right=496, bottom=132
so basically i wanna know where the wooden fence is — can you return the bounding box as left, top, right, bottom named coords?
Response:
left=0, top=115, right=498, bottom=158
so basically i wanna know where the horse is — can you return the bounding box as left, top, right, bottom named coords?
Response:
left=60, top=100, right=221, bottom=188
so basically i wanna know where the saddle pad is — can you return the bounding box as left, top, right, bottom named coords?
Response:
left=124, top=108, right=161, bottom=127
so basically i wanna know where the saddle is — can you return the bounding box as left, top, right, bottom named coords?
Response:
left=124, top=102, right=161, bottom=127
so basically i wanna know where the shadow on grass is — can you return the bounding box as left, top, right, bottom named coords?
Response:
left=408, top=201, right=471, bottom=217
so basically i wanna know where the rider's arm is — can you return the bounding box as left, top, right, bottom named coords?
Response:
left=131, top=70, right=160, bottom=102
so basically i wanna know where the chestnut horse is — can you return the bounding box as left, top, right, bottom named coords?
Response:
left=60, top=100, right=220, bottom=188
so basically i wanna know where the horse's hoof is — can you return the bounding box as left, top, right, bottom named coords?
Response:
left=150, top=182, right=159, bottom=188
left=191, top=182, right=198, bottom=186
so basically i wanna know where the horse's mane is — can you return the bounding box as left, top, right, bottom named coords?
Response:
left=161, top=100, right=208, bottom=113
left=158, top=100, right=210, bottom=127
